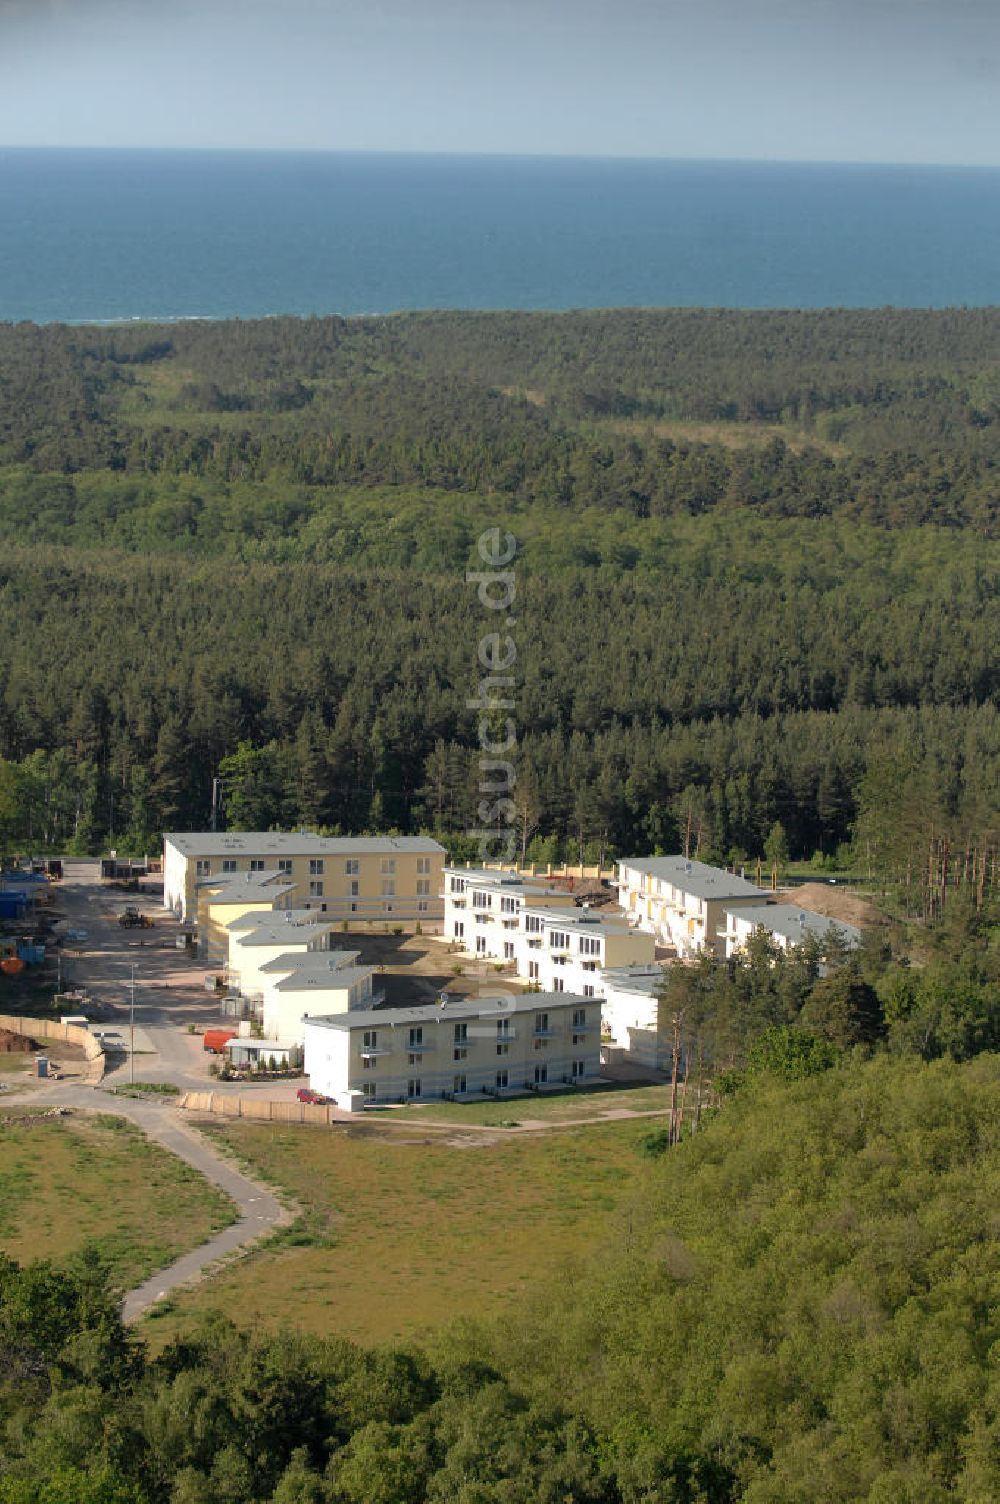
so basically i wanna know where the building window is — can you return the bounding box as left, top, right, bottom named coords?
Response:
left=572, top=1008, right=587, bottom=1029
left=408, top=1053, right=421, bottom=1066
left=579, top=936, right=601, bottom=956
left=195, top=859, right=211, bottom=877
left=476, top=936, right=487, bottom=954
left=278, top=858, right=293, bottom=874
left=453, top=1075, right=466, bottom=1095
left=550, top=931, right=570, bottom=951
left=362, top=1082, right=376, bottom=1100
left=455, top=921, right=464, bottom=939
left=472, top=891, right=491, bottom=909
left=418, top=900, right=429, bottom=913
left=528, top=961, right=540, bottom=980
left=309, top=859, right=325, bottom=876
left=534, top=1064, right=548, bottom=1085
left=351, top=902, right=358, bottom=913
left=409, top=1026, right=423, bottom=1047
left=525, top=914, right=543, bottom=933
left=407, top=1078, right=421, bottom=1099
left=583, top=985, right=595, bottom=998
left=222, top=859, right=238, bottom=874
left=350, top=880, right=360, bottom=897
left=500, top=895, right=518, bottom=914
left=417, top=856, right=431, bottom=875
left=381, top=858, right=396, bottom=876
left=249, top=859, right=265, bottom=873
left=362, top=1057, right=376, bottom=1071
left=571, top=1060, right=585, bottom=1080
left=416, top=879, right=430, bottom=896
left=309, top=880, right=324, bottom=897
left=381, top=879, right=396, bottom=897
left=345, top=859, right=360, bottom=876
left=553, top=978, right=565, bottom=993
left=496, top=1069, right=509, bottom=1090
left=497, top=1018, right=510, bottom=1039
left=535, top=1012, right=549, bottom=1034
left=454, top=1023, right=468, bottom=1044
left=454, top=1047, right=468, bottom=1061
left=503, top=942, right=515, bottom=960
left=496, top=1042, right=509, bottom=1056
left=363, top=1030, right=378, bottom=1049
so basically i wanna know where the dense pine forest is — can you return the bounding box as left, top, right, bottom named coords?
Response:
left=0, top=309, right=999, bottom=886
left=8, top=1052, right=1000, bottom=1502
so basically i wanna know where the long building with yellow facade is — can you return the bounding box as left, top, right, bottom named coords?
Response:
left=163, top=832, right=446, bottom=925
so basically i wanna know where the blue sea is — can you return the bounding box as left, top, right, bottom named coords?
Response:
left=0, top=148, right=998, bottom=322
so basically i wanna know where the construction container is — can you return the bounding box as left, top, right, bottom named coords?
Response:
left=203, top=1028, right=237, bottom=1054
left=35, top=1056, right=48, bottom=1078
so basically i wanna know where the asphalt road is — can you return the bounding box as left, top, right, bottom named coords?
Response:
left=16, top=862, right=295, bottom=1320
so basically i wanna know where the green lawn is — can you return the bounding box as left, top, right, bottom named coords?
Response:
left=142, top=1117, right=653, bottom=1348
left=383, top=1080, right=672, bottom=1126
left=0, top=1110, right=237, bottom=1287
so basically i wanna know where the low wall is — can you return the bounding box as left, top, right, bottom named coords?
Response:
left=0, top=1013, right=106, bottom=1082
left=178, top=1091, right=333, bottom=1126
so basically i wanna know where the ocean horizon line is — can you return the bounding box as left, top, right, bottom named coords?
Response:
left=2, top=143, right=1000, bottom=174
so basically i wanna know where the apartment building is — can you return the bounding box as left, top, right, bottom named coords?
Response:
left=443, top=867, right=576, bottom=960
left=260, top=956, right=382, bottom=1043
left=617, top=856, right=771, bottom=958
left=225, top=912, right=338, bottom=1000
left=599, top=963, right=670, bottom=1071
left=516, top=908, right=655, bottom=997
left=164, top=832, right=446, bottom=925
left=722, top=903, right=861, bottom=960
left=197, top=872, right=296, bottom=964
left=303, top=990, right=599, bottom=1105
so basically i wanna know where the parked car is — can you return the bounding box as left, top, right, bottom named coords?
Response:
left=296, top=1087, right=329, bottom=1105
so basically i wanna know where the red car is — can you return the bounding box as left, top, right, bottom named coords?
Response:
left=296, top=1087, right=329, bottom=1105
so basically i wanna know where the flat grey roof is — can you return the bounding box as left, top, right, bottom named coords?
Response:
left=522, top=906, right=631, bottom=933
left=618, top=856, right=769, bottom=902
left=166, top=832, right=445, bottom=857
left=305, top=990, right=591, bottom=1032
left=600, top=964, right=667, bottom=996
left=258, top=949, right=361, bottom=974
left=227, top=907, right=328, bottom=930
left=272, top=966, right=376, bottom=993
left=231, top=922, right=337, bottom=947
left=725, top=903, right=861, bottom=945
left=446, top=868, right=575, bottom=896
left=202, top=879, right=296, bottom=903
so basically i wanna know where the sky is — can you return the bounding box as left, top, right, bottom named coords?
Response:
left=1, top=0, right=999, bottom=165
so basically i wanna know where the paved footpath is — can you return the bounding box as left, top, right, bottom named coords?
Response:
left=15, top=862, right=295, bottom=1320
left=15, top=1079, right=293, bottom=1321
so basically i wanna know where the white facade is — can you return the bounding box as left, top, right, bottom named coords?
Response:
left=722, top=903, right=861, bottom=959
left=258, top=953, right=378, bottom=1042
left=516, top=908, right=656, bottom=997
left=599, top=964, right=671, bottom=1071
left=226, top=914, right=338, bottom=1000
left=304, top=991, right=600, bottom=1105
left=443, top=868, right=575, bottom=960
left=617, top=856, right=771, bottom=958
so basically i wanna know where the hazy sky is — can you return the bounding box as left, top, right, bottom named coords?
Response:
left=1, top=0, right=999, bottom=164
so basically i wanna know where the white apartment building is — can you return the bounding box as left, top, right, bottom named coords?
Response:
left=256, top=950, right=380, bottom=1042
left=444, top=868, right=576, bottom=961
left=164, top=832, right=446, bottom=925
left=516, top=908, right=656, bottom=997
left=226, top=912, right=338, bottom=1000
left=599, top=963, right=671, bottom=1071
left=617, top=856, right=771, bottom=958
left=722, top=904, right=861, bottom=960
left=303, top=991, right=599, bottom=1105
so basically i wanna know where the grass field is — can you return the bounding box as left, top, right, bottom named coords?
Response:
left=0, top=1052, right=34, bottom=1075
left=142, top=1117, right=654, bottom=1348
left=385, top=1081, right=672, bottom=1126
left=0, top=1110, right=237, bottom=1287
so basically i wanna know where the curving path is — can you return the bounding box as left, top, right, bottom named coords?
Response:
left=13, top=1078, right=294, bottom=1321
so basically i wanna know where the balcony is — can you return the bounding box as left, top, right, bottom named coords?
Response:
left=533, top=1026, right=559, bottom=1039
